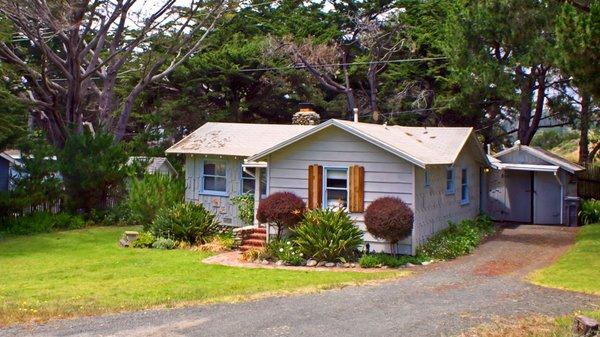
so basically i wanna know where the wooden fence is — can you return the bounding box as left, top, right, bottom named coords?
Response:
left=578, top=165, right=600, bottom=199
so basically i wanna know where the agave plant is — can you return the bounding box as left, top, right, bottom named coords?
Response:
left=293, top=208, right=363, bottom=262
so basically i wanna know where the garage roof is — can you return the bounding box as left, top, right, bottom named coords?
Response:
left=494, top=144, right=585, bottom=174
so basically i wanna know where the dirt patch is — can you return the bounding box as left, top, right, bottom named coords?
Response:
left=473, top=260, right=525, bottom=276
left=457, top=315, right=556, bottom=337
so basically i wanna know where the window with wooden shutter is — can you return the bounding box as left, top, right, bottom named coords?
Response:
left=307, top=164, right=323, bottom=209
left=348, top=165, right=365, bottom=212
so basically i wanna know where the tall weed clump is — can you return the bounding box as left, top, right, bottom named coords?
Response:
left=124, top=173, right=184, bottom=228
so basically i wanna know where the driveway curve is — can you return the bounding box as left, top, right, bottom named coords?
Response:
left=2, top=224, right=598, bottom=337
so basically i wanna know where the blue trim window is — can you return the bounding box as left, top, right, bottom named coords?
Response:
left=241, top=167, right=267, bottom=198
left=424, top=169, right=430, bottom=187
left=446, top=168, right=455, bottom=194
left=461, top=168, right=469, bottom=204
left=323, top=167, right=348, bottom=209
left=201, top=160, right=227, bottom=195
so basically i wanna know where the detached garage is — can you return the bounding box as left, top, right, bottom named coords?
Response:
left=486, top=142, right=585, bottom=225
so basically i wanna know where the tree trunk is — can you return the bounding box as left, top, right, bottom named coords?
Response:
left=579, top=91, right=591, bottom=165
left=342, top=52, right=355, bottom=117
left=367, top=62, right=380, bottom=122
left=517, top=77, right=534, bottom=144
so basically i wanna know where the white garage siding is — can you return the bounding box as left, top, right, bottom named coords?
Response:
left=413, top=149, right=482, bottom=252
left=267, top=127, right=414, bottom=254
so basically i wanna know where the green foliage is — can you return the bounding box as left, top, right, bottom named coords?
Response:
left=531, top=129, right=579, bottom=150
left=417, top=215, right=495, bottom=260
left=152, top=237, right=177, bottom=250
left=123, top=173, right=184, bottom=228
left=0, top=81, right=27, bottom=149
left=10, top=132, right=62, bottom=213
left=293, top=209, right=363, bottom=262
left=150, top=203, right=219, bottom=245
left=232, top=193, right=254, bottom=226
left=358, top=253, right=427, bottom=269
left=1, top=212, right=85, bottom=236
left=579, top=199, right=600, bottom=226
left=265, top=238, right=304, bottom=266
left=131, top=232, right=155, bottom=248
left=58, top=131, right=128, bottom=213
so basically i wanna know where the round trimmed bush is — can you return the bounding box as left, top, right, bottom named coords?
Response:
left=365, top=197, right=413, bottom=243
left=256, top=192, right=305, bottom=239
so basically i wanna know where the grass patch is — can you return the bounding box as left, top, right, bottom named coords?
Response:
left=529, top=223, right=600, bottom=295
left=0, top=227, right=402, bottom=325
left=458, top=310, right=600, bottom=337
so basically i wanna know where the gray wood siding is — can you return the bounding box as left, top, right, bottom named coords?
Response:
left=184, top=154, right=246, bottom=227
left=413, top=147, right=482, bottom=252
left=267, top=127, right=414, bottom=253
left=0, top=157, right=8, bottom=191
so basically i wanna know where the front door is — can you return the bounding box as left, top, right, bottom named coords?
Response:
left=533, top=172, right=562, bottom=224
left=505, top=170, right=532, bottom=223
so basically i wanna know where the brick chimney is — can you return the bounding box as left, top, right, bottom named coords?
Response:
left=292, top=103, right=320, bottom=125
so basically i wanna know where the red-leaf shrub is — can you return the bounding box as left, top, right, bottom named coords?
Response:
left=365, top=197, right=413, bottom=243
left=257, top=192, right=305, bottom=238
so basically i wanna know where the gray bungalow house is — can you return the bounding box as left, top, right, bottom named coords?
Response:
left=166, top=118, right=490, bottom=254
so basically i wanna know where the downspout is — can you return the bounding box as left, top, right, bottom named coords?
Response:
left=554, top=170, right=564, bottom=225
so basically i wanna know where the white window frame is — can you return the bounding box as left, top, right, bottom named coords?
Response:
left=200, top=159, right=228, bottom=196
left=446, top=167, right=455, bottom=195
left=240, top=166, right=267, bottom=199
left=322, top=166, right=349, bottom=210
left=461, top=168, right=469, bottom=205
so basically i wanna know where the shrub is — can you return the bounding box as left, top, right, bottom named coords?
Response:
left=265, top=239, right=304, bottom=266
left=123, top=173, right=184, bottom=228
left=232, top=193, right=254, bottom=225
left=358, top=253, right=427, bottom=268
left=240, top=248, right=265, bottom=262
left=579, top=199, right=600, bottom=225
left=2, top=212, right=86, bottom=235
left=197, top=231, right=236, bottom=252
left=417, top=215, right=495, bottom=260
left=365, top=197, right=413, bottom=244
left=152, top=237, right=176, bottom=250
left=256, top=192, right=305, bottom=239
left=293, top=208, right=363, bottom=262
left=131, top=232, right=155, bottom=248
left=149, top=203, right=219, bottom=245
left=58, top=131, right=128, bottom=214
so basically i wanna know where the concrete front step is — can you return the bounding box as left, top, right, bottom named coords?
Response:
left=240, top=245, right=265, bottom=252
left=246, top=233, right=266, bottom=240
left=243, top=239, right=266, bottom=247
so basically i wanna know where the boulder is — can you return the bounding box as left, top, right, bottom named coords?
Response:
left=316, top=261, right=326, bottom=267
left=324, top=262, right=335, bottom=268
left=306, top=259, right=318, bottom=267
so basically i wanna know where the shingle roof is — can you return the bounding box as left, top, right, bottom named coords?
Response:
left=165, top=122, right=315, bottom=157
left=247, top=119, right=486, bottom=168
left=128, top=156, right=176, bottom=175
left=494, top=145, right=585, bottom=174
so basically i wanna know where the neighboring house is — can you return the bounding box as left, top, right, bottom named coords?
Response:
left=486, top=141, right=585, bottom=226
left=128, top=156, right=178, bottom=176
left=0, top=150, right=22, bottom=191
left=167, top=117, right=490, bottom=254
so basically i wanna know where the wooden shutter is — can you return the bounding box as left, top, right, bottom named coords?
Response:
left=348, top=165, right=365, bottom=213
left=307, top=164, right=323, bottom=209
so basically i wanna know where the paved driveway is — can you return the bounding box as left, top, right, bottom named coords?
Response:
left=2, top=225, right=598, bottom=337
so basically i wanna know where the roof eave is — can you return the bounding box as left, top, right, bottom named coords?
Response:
left=248, top=119, right=427, bottom=168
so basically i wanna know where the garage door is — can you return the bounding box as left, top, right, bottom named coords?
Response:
left=505, top=170, right=532, bottom=223
left=533, top=172, right=562, bottom=225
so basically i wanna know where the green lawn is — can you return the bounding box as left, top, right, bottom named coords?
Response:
left=529, top=223, right=600, bottom=295
left=0, top=227, right=402, bottom=325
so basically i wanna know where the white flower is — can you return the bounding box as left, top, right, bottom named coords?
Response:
left=299, top=253, right=304, bottom=257
left=291, top=252, right=295, bottom=255
left=286, top=241, right=291, bottom=245
left=279, top=248, right=284, bottom=252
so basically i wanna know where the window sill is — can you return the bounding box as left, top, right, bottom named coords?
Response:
left=200, top=191, right=229, bottom=197
left=446, top=191, right=455, bottom=195
left=460, top=200, right=470, bottom=206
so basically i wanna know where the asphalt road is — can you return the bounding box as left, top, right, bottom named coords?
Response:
left=2, top=225, right=598, bottom=337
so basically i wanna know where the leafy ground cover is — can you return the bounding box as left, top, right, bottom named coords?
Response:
left=0, top=227, right=402, bottom=326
